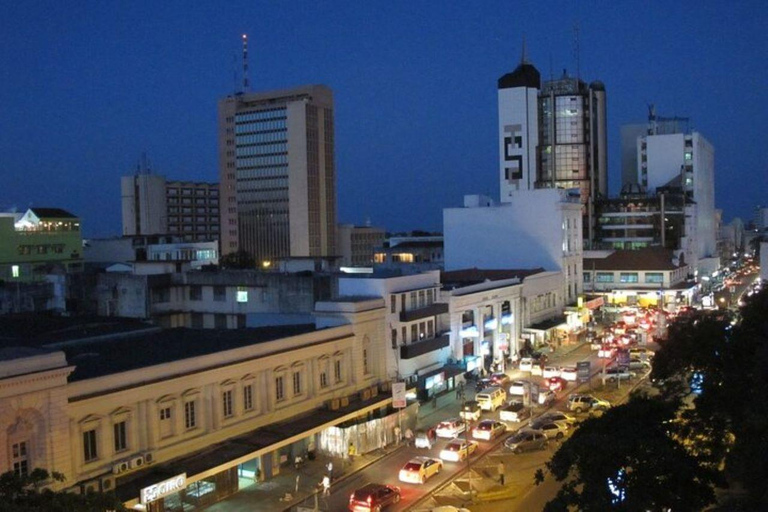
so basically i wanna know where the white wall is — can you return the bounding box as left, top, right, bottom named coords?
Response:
left=498, top=86, right=539, bottom=200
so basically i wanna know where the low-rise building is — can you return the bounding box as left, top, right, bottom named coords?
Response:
left=374, top=234, right=444, bottom=272
left=337, top=223, right=386, bottom=268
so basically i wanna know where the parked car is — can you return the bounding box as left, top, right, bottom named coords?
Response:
left=349, top=483, right=401, bottom=511
left=536, top=421, right=569, bottom=440
left=471, top=420, right=507, bottom=441
left=459, top=401, right=482, bottom=422
left=499, top=400, right=531, bottom=423
left=604, top=367, right=636, bottom=382
left=435, top=418, right=466, bottom=438
left=439, top=439, right=478, bottom=462
left=504, top=430, right=548, bottom=453
left=629, top=348, right=655, bottom=359
left=509, top=380, right=526, bottom=396
left=398, top=457, right=443, bottom=484
left=628, top=357, right=652, bottom=371
left=567, top=394, right=611, bottom=413
left=545, top=376, right=566, bottom=392
left=537, top=389, right=556, bottom=406
left=559, top=366, right=578, bottom=382
left=532, top=411, right=576, bottom=429
left=519, top=357, right=533, bottom=372
left=490, top=373, right=511, bottom=388
left=542, top=366, right=561, bottom=379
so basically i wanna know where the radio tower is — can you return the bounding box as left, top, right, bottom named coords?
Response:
left=242, top=34, right=250, bottom=92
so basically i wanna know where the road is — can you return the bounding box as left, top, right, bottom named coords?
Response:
left=713, top=268, right=759, bottom=309
left=320, top=343, right=618, bottom=511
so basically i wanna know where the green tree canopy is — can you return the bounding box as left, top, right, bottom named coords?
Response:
left=218, top=249, right=256, bottom=269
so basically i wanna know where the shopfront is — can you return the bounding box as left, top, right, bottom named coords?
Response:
left=139, top=470, right=239, bottom=512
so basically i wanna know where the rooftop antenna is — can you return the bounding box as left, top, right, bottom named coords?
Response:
left=242, top=33, right=250, bottom=92
left=573, top=21, right=581, bottom=81
left=520, top=35, right=528, bottom=64
left=548, top=53, right=554, bottom=81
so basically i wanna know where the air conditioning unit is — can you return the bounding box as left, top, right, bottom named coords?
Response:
left=360, top=389, right=371, bottom=401
left=144, top=451, right=156, bottom=464
left=328, top=398, right=340, bottom=411
left=340, top=396, right=349, bottom=407
left=112, top=461, right=130, bottom=474
left=81, top=481, right=99, bottom=494
left=100, top=475, right=115, bottom=491
left=130, top=455, right=145, bottom=469
left=370, top=385, right=379, bottom=397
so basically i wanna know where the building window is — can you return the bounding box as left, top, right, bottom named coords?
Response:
left=418, top=290, right=425, bottom=308
left=619, top=273, right=639, bottom=284
left=391, top=329, right=397, bottom=349
left=275, top=376, right=285, bottom=402
left=215, top=314, right=227, bottom=329
left=83, top=429, right=98, bottom=462
left=363, top=348, right=369, bottom=375
left=113, top=421, right=127, bottom=453
left=645, top=272, right=664, bottom=284
left=583, top=273, right=591, bottom=282
left=320, top=370, right=328, bottom=389
left=243, top=384, right=254, bottom=411
left=184, top=401, right=197, bottom=429
left=292, top=371, right=302, bottom=396
left=12, top=442, right=29, bottom=477
left=237, top=286, right=248, bottom=303
left=334, top=360, right=342, bottom=383
left=189, top=285, right=202, bottom=301
left=595, top=272, right=614, bottom=283
left=222, top=390, right=233, bottom=418
left=214, top=286, right=226, bottom=301
left=390, top=295, right=396, bottom=313
left=160, top=407, right=172, bottom=420
left=411, top=324, right=417, bottom=342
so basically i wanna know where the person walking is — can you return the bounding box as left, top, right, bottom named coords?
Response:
left=498, top=460, right=506, bottom=486
left=322, top=475, right=331, bottom=496
left=404, top=427, right=413, bottom=446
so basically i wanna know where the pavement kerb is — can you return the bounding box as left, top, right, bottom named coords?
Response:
left=281, top=443, right=407, bottom=511
left=476, top=486, right=517, bottom=502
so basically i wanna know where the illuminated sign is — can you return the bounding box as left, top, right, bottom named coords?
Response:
left=392, top=382, right=407, bottom=408
left=141, top=473, right=187, bottom=504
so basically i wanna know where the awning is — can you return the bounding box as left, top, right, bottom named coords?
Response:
left=526, top=315, right=568, bottom=332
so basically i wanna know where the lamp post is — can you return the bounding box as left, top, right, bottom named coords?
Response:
left=464, top=416, right=473, bottom=503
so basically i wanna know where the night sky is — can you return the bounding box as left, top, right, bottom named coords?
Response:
left=2, top=1, right=766, bottom=237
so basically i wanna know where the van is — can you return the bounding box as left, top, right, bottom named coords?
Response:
left=475, top=386, right=507, bottom=412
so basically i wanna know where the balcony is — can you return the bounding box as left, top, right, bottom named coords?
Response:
left=399, top=302, right=448, bottom=322
left=400, top=334, right=450, bottom=360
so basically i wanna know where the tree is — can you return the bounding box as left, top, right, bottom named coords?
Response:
left=0, top=468, right=126, bottom=512
left=218, top=249, right=256, bottom=269
left=539, top=396, right=717, bottom=512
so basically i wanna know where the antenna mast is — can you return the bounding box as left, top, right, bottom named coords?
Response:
left=573, top=22, right=581, bottom=81
left=242, top=34, right=250, bottom=92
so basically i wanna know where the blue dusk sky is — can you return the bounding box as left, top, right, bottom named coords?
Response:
left=1, top=1, right=766, bottom=236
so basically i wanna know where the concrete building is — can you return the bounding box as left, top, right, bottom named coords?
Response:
left=583, top=247, right=695, bottom=309
left=620, top=123, right=646, bottom=187
left=0, top=304, right=396, bottom=510
left=218, top=85, right=337, bottom=263
left=373, top=235, right=444, bottom=273
left=498, top=55, right=607, bottom=245
left=85, top=236, right=218, bottom=269
left=0, top=208, right=83, bottom=282
left=337, top=224, right=386, bottom=268
left=121, top=173, right=220, bottom=242
left=444, top=190, right=583, bottom=304
left=754, top=206, right=768, bottom=232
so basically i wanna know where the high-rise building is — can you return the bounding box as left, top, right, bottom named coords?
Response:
left=498, top=56, right=607, bottom=246
left=121, top=173, right=220, bottom=242
left=218, top=85, right=337, bottom=264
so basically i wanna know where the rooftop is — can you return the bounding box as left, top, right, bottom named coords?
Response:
left=29, top=207, right=78, bottom=219
left=584, top=247, right=685, bottom=271
left=441, top=268, right=545, bottom=288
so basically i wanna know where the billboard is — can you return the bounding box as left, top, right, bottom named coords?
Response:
left=577, top=361, right=591, bottom=383
left=392, top=382, right=407, bottom=408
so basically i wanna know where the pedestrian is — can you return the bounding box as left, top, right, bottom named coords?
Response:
left=322, top=475, right=331, bottom=496
left=456, top=386, right=461, bottom=399
left=498, top=460, right=505, bottom=486
left=348, top=442, right=356, bottom=462
left=326, top=461, right=333, bottom=477
left=404, top=427, right=413, bottom=446
left=394, top=425, right=401, bottom=444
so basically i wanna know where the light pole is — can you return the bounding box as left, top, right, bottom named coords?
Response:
left=464, top=416, right=473, bottom=503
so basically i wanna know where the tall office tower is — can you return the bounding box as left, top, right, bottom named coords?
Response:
left=218, top=85, right=337, bottom=263
left=498, top=57, right=607, bottom=247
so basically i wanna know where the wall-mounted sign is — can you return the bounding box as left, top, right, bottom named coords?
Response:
left=392, top=382, right=407, bottom=408
left=141, top=473, right=187, bottom=504
left=577, top=361, right=591, bottom=383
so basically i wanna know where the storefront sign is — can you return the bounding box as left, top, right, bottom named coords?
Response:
left=392, top=382, right=407, bottom=408
left=465, top=355, right=481, bottom=372
left=141, top=473, right=187, bottom=504
left=577, top=361, right=591, bottom=383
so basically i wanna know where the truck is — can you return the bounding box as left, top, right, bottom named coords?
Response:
left=499, top=400, right=531, bottom=423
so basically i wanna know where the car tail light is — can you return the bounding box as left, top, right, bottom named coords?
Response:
left=368, top=495, right=373, bottom=505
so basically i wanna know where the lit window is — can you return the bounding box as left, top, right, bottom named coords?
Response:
left=11, top=265, right=19, bottom=278
left=237, top=286, right=248, bottom=303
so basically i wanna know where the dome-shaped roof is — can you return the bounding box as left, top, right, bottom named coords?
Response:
left=498, top=63, right=541, bottom=90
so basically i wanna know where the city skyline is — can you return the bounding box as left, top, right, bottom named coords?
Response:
left=2, top=1, right=766, bottom=237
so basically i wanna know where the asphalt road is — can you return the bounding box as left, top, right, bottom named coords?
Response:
left=713, top=268, right=759, bottom=309
left=321, top=343, right=615, bottom=511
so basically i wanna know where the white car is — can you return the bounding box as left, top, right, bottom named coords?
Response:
left=538, top=389, right=556, bottom=406
left=439, top=439, right=478, bottom=462
left=509, top=380, right=526, bottom=395
left=542, top=366, right=560, bottom=379
left=519, top=358, right=533, bottom=372
left=471, top=420, right=507, bottom=441
left=398, top=456, right=443, bottom=484
left=531, top=364, right=543, bottom=376
left=435, top=418, right=466, bottom=439
left=559, top=366, right=577, bottom=382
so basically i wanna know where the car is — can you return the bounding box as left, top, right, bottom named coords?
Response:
left=439, top=439, right=478, bottom=462
left=500, top=400, right=530, bottom=423
left=471, top=419, right=507, bottom=441
left=604, top=367, right=636, bottom=382
left=414, top=429, right=435, bottom=449
left=539, top=411, right=577, bottom=426
left=542, top=366, right=560, bottom=379
left=490, top=373, right=511, bottom=388
left=627, top=358, right=652, bottom=372
left=559, top=366, right=578, bottom=382
left=598, top=345, right=617, bottom=359
left=349, top=483, right=401, bottom=511
left=435, top=418, right=466, bottom=439
left=629, top=348, right=655, bottom=359
left=474, top=378, right=493, bottom=392
left=545, top=376, right=566, bottom=392
left=459, top=400, right=482, bottom=422
left=519, top=357, right=533, bottom=372
left=536, top=421, right=569, bottom=440
left=531, top=364, right=543, bottom=376
left=567, top=394, right=611, bottom=413
left=430, top=507, right=472, bottom=512
left=504, top=430, right=548, bottom=453
left=509, top=380, right=526, bottom=395
left=398, top=456, right=443, bottom=484
left=537, top=389, right=556, bottom=406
